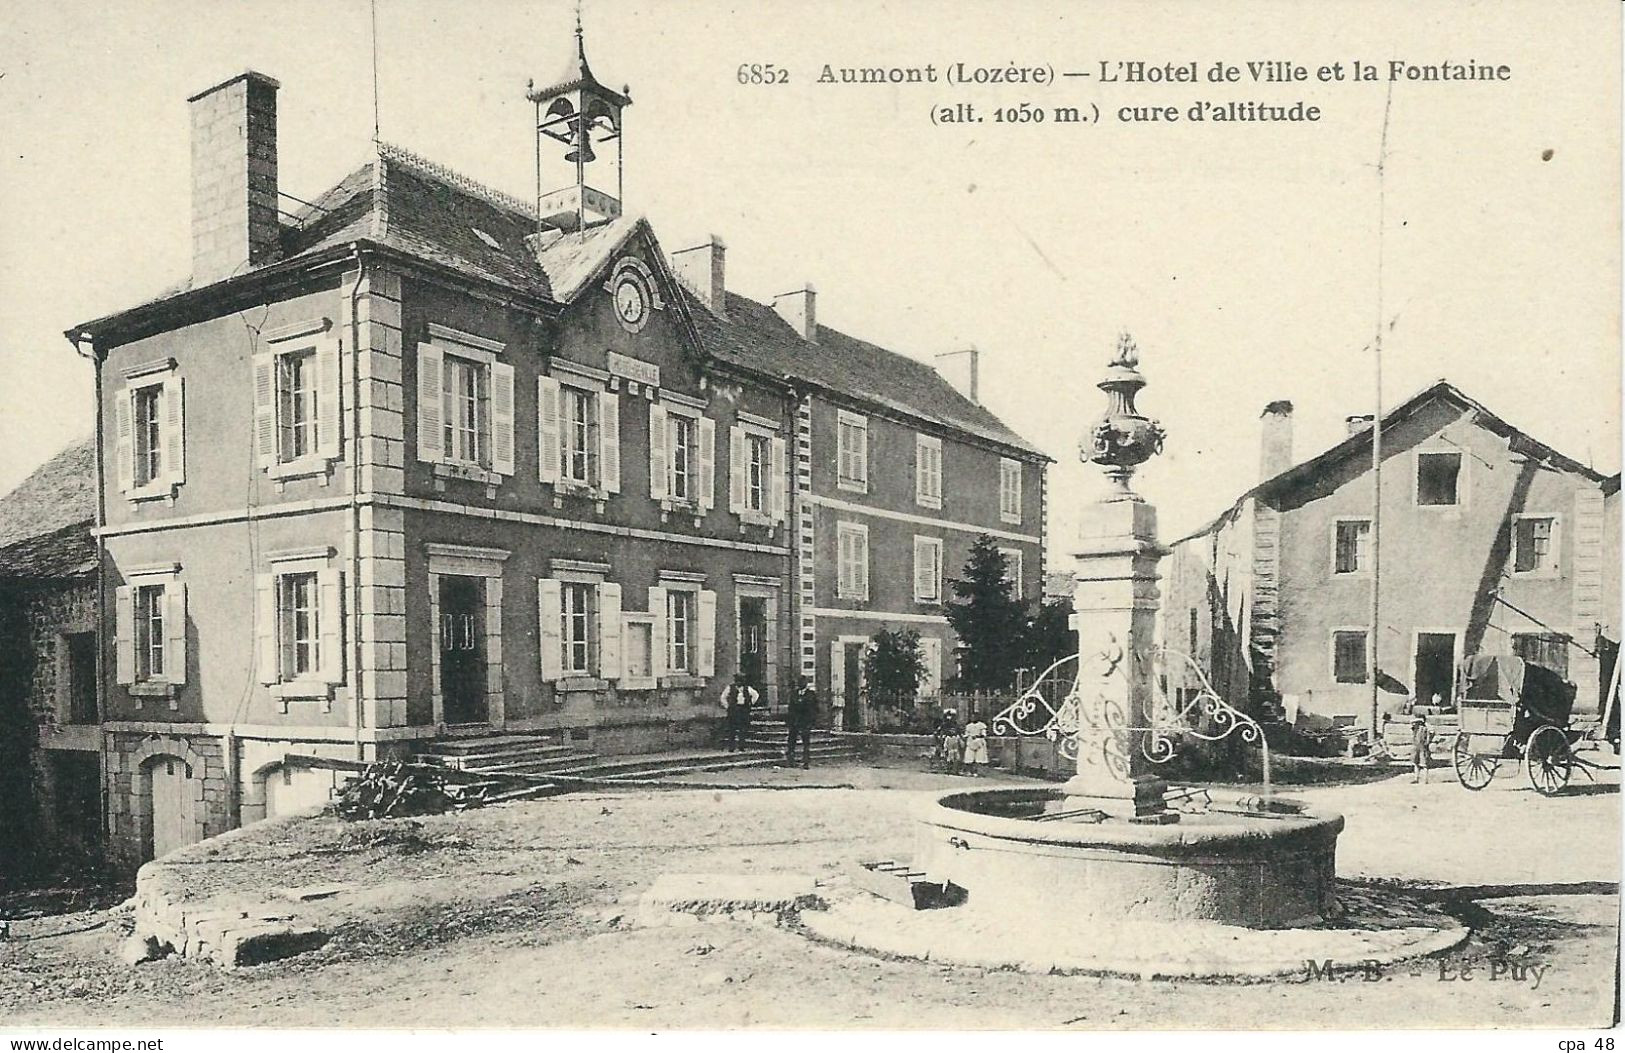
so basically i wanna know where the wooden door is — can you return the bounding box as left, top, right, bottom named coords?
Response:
left=148, top=756, right=194, bottom=861
left=439, top=576, right=488, bottom=725
left=739, top=597, right=768, bottom=691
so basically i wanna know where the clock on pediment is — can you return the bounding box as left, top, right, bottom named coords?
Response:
left=604, top=257, right=664, bottom=334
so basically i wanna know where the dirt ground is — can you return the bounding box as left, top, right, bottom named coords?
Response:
left=1, top=758, right=1618, bottom=1030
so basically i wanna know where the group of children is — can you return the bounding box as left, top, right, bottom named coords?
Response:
left=931, top=709, right=990, bottom=776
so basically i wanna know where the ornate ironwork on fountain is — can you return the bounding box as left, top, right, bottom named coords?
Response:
left=1084, top=332, right=1167, bottom=501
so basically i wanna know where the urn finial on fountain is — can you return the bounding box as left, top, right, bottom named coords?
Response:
left=1084, top=331, right=1167, bottom=501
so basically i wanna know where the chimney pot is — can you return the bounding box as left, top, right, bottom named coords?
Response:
left=1259, top=400, right=1294, bottom=481
left=189, top=71, right=280, bottom=286
left=773, top=284, right=817, bottom=342
left=671, top=236, right=727, bottom=315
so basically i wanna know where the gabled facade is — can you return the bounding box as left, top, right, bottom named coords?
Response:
left=65, top=46, right=1045, bottom=868
left=1162, top=382, right=1618, bottom=729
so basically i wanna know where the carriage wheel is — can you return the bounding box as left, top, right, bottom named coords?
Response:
left=1524, top=725, right=1574, bottom=796
left=1452, top=733, right=1499, bottom=790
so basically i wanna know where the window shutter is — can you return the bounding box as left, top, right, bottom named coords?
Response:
left=598, top=582, right=622, bottom=679
left=829, top=641, right=845, bottom=706
left=1011, top=462, right=1022, bottom=519
left=489, top=361, right=516, bottom=476
left=697, top=589, right=717, bottom=678
left=770, top=437, right=788, bottom=522
left=256, top=574, right=277, bottom=685
left=253, top=356, right=277, bottom=466
left=921, top=637, right=941, bottom=696
left=697, top=417, right=716, bottom=511
left=114, top=585, right=135, bottom=684
left=114, top=390, right=134, bottom=492
left=598, top=391, right=621, bottom=493
left=858, top=530, right=870, bottom=601
left=318, top=568, right=344, bottom=683
left=165, top=582, right=188, bottom=685
left=916, top=437, right=928, bottom=504
left=648, top=586, right=669, bottom=679
left=163, top=377, right=185, bottom=486
left=536, top=374, right=561, bottom=484
left=316, top=338, right=342, bottom=460
left=537, top=578, right=563, bottom=681
left=648, top=404, right=669, bottom=500
left=914, top=537, right=932, bottom=600
left=416, top=344, right=444, bottom=463
left=728, top=426, right=747, bottom=513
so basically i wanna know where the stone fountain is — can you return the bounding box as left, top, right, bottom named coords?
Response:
left=912, top=333, right=1345, bottom=931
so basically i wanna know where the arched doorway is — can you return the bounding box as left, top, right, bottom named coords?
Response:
left=143, top=754, right=196, bottom=861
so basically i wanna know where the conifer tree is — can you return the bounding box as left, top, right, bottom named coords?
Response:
left=945, top=535, right=1028, bottom=691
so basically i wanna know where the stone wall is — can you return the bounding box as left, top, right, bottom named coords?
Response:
left=105, top=731, right=230, bottom=875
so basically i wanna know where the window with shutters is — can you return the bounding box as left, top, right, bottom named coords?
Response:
left=1512, top=515, right=1560, bottom=577
left=670, top=414, right=696, bottom=502
left=649, top=402, right=714, bottom=512
left=561, top=582, right=595, bottom=675
left=416, top=330, right=514, bottom=481
left=727, top=420, right=786, bottom=525
left=999, top=546, right=1025, bottom=600
left=1332, top=518, right=1371, bottom=576
left=561, top=386, right=599, bottom=486
left=1000, top=458, right=1023, bottom=523
left=253, top=323, right=339, bottom=479
left=915, top=434, right=943, bottom=509
left=746, top=434, right=770, bottom=512
left=115, top=359, right=185, bottom=501
left=255, top=549, right=344, bottom=702
left=1332, top=630, right=1368, bottom=684
left=278, top=351, right=318, bottom=461
left=135, top=584, right=166, bottom=680
left=837, top=410, right=868, bottom=492
left=277, top=572, right=319, bottom=680
left=668, top=589, right=696, bottom=673
left=913, top=535, right=943, bottom=603
left=837, top=522, right=869, bottom=601
left=443, top=354, right=484, bottom=466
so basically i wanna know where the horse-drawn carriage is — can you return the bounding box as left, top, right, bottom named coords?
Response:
left=1451, top=653, right=1608, bottom=795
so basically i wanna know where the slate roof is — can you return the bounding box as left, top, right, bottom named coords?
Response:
left=690, top=290, right=1046, bottom=459
left=0, top=438, right=96, bottom=579
left=75, top=142, right=1045, bottom=462
left=1175, top=379, right=1608, bottom=544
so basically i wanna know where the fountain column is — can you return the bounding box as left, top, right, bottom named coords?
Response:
left=1064, top=333, right=1170, bottom=820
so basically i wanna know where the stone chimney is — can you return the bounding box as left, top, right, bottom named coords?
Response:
left=671, top=236, right=727, bottom=314
left=773, top=284, right=817, bottom=342
left=1259, top=400, right=1294, bottom=481
left=188, top=71, right=280, bottom=285
left=1345, top=414, right=1375, bottom=436
left=934, top=347, right=981, bottom=405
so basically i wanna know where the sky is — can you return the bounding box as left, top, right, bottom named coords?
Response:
left=0, top=0, right=1618, bottom=551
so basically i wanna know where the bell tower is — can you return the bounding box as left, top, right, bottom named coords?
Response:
left=527, top=12, right=630, bottom=233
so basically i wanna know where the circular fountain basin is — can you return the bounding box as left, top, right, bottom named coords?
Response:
left=914, top=786, right=1344, bottom=929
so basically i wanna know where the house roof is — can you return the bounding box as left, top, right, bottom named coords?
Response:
left=73, top=141, right=1045, bottom=463
left=688, top=290, right=1047, bottom=459
left=0, top=438, right=96, bottom=579
left=1176, top=379, right=1609, bottom=544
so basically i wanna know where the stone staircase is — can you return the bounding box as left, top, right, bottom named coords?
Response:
left=414, top=722, right=862, bottom=804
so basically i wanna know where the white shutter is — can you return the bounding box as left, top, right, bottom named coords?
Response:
left=914, top=537, right=932, bottom=600
left=598, top=582, right=622, bottom=679
left=697, top=417, right=716, bottom=511
left=318, top=568, right=344, bottom=683
left=648, top=404, right=669, bottom=500
left=697, top=589, right=717, bottom=678
left=1011, top=461, right=1022, bottom=519
left=537, top=374, right=562, bottom=484
left=648, top=586, right=669, bottom=679
left=164, top=582, right=188, bottom=685
left=416, top=345, right=444, bottom=463
left=253, top=356, right=277, bottom=465
left=921, top=637, right=942, bottom=697
left=316, top=338, right=342, bottom=459
left=830, top=641, right=845, bottom=705
left=114, top=585, right=135, bottom=684
left=916, top=436, right=929, bottom=504
left=537, top=578, right=563, bottom=681
left=770, top=437, right=787, bottom=522
left=598, top=391, right=621, bottom=493
left=163, top=377, right=185, bottom=486
left=857, top=528, right=870, bottom=600
left=728, top=426, right=747, bottom=513
left=490, top=361, right=516, bottom=476
left=114, top=390, right=134, bottom=492
left=256, top=574, right=278, bottom=684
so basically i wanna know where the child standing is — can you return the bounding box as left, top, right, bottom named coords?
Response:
left=962, top=713, right=989, bottom=776
left=1410, top=715, right=1433, bottom=784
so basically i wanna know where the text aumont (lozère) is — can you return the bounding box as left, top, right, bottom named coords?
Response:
left=812, top=58, right=1511, bottom=85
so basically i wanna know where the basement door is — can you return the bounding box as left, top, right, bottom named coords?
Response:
left=439, top=575, right=488, bottom=726
left=147, top=756, right=195, bottom=862
left=1414, top=633, right=1457, bottom=707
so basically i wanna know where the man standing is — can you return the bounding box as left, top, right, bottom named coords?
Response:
left=721, top=674, right=759, bottom=752
left=786, top=676, right=818, bottom=768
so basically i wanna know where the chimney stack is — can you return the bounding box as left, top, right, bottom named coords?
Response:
left=671, top=236, right=727, bottom=315
left=1345, top=414, right=1375, bottom=436
left=773, top=284, right=817, bottom=342
left=1259, top=400, right=1294, bottom=481
left=188, top=71, right=280, bottom=285
left=934, top=346, right=981, bottom=405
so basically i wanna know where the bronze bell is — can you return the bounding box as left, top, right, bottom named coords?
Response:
left=564, top=121, right=596, bottom=164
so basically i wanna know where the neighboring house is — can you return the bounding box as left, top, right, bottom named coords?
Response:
left=1162, top=383, right=1618, bottom=728
left=0, top=439, right=100, bottom=882
left=64, top=35, right=1043, bottom=868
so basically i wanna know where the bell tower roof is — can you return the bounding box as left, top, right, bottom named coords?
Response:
left=526, top=15, right=631, bottom=108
